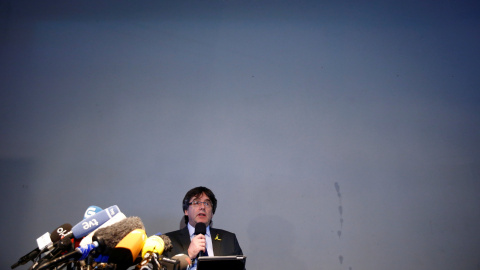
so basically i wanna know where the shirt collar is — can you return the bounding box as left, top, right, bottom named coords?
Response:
left=187, top=223, right=211, bottom=237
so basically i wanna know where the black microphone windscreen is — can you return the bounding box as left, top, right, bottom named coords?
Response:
left=194, top=223, right=206, bottom=235
left=50, top=223, right=73, bottom=242
left=93, top=216, right=145, bottom=250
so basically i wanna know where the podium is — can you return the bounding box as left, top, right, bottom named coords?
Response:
left=197, top=256, right=246, bottom=270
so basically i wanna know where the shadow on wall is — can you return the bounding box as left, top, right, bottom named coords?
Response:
left=179, top=216, right=187, bottom=229
left=247, top=215, right=307, bottom=270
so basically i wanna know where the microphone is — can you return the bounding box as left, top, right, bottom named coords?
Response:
left=137, top=235, right=165, bottom=270
left=37, top=223, right=72, bottom=250
left=50, top=223, right=73, bottom=242
left=36, top=232, right=52, bottom=251
left=79, top=212, right=127, bottom=246
left=156, top=255, right=180, bottom=270
left=194, top=223, right=206, bottom=236
left=93, top=216, right=145, bottom=254
left=71, top=205, right=121, bottom=239
left=194, top=223, right=206, bottom=257
left=172, top=254, right=192, bottom=270
left=137, top=233, right=173, bottom=267
left=11, top=223, right=73, bottom=269
left=141, top=235, right=165, bottom=258
left=75, top=213, right=126, bottom=264
left=11, top=248, right=40, bottom=269
left=108, top=229, right=147, bottom=269
left=33, top=224, right=74, bottom=266
left=138, top=253, right=189, bottom=270
left=136, top=253, right=165, bottom=270
left=36, top=242, right=99, bottom=270
left=84, top=205, right=103, bottom=219
left=45, top=235, right=75, bottom=261
left=36, top=216, right=144, bottom=270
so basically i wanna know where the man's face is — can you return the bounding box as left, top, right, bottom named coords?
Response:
left=185, top=192, right=214, bottom=227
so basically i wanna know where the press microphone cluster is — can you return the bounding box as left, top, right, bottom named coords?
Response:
left=36, top=216, right=145, bottom=270
left=11, top=223, right=73, bottom=269
left=12, top=205, right=192, bottom=270
left=136, top=233, right=192, bottom=270
left=138, top=252, right=191, bottom=270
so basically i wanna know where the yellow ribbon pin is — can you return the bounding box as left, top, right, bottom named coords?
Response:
left=214, top=234, right=221, bottom=241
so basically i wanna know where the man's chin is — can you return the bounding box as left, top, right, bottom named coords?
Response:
left=196, top=218, right=209, bottom=224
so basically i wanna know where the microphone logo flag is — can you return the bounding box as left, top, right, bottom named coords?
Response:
left=84, top=206, right=102, bottom=219
left=57, top=227, right=70, bottom=238
left=82, top=219, right=99, bottom=230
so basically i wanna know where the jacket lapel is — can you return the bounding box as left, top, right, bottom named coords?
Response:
left=179, top=226, right=192, bottom=251
left=210, top=228, right=222, bottom=256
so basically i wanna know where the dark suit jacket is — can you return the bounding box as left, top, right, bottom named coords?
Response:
left=164, top=226, right=243, bottom=258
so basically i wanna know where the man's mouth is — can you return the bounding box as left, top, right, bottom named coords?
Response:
left=198, top=213, right=206, bottom=217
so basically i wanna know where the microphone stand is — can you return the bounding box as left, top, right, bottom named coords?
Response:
left=86, top=254, right=94, bottom=270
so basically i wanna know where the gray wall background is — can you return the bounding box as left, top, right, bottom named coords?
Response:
left=1, top=1, right=479, bottom=270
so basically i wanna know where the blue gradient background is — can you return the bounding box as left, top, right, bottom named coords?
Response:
left=1, top=1, right=479, bottom=269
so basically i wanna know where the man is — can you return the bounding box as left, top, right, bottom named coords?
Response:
left=164, top=186, right=243, bottom=268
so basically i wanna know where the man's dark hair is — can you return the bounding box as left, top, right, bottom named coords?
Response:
left=182, top=186, right=217, bottom=224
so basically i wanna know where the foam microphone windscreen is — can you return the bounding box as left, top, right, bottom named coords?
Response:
left=93, top=216, right=145, bottom=252
left=194, top=223, right=206, bottom=235
left=171, top=254, right=192, bottom=270
left=158, top=235, right=173, bottom=252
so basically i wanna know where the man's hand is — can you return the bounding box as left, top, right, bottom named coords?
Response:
left=188, top=234, right=206, bottom=259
